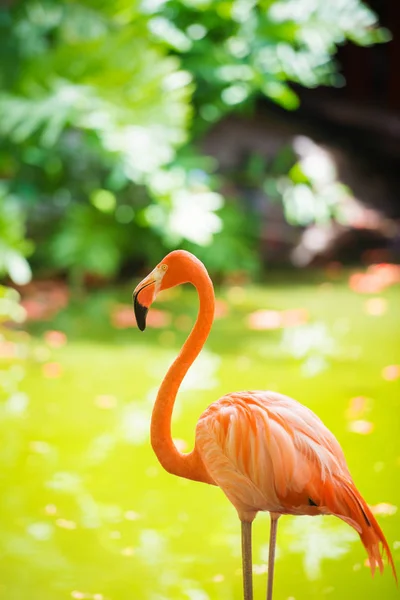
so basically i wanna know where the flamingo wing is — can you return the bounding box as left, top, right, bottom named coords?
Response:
left=195, top=390, right=396, bottom=579
left=195, top=390, right=348, bottom=517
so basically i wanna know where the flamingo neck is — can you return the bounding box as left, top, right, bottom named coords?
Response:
left=150, top=265, right=215, bottom=485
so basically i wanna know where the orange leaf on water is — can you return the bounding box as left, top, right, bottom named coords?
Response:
left=44, top=330, right=67, bottom=348
left=349, top=273, right=383, bottom=294
left=94, top=395, right=117, bottom=409
left=345, top=396, right=372, bottom=420
left=247, top=308, right=308, bottom=331
left=42, top=362, right=63, bottom=378
left=214, top=299, right=229, bottom=319
left=349, top=263, right=400, bottom=294
left=56, top=518, right=76, bottom=530
left=146, top=309, right=171, bottom=328
left=364, top=297, right=387, bottom=316
left=281, top=308, right=309, bottom=327
left=382, top=365, right=400, bottom=381
left=0, top=341, right=18, bottom=359
left=247, top=310, right=281, bottom=330
left=110, top=304, right=136, bottom=329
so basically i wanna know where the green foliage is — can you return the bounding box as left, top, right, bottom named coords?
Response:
left=0, top=285, right=27, bottom=414
left=0, top=285, right=26, bottom=326
left=50, top=204, right=128, bottom=279
left=261, top=141, right=352, bottom=226
left=0, top=189, right=33, bottom=285
left=0, top=0, right=388, bottom=281
left=184, top=201, right=260, bottom=275
left=0, top=2, right=192, bottom=179
left=154, top=0, right=389, bottom=128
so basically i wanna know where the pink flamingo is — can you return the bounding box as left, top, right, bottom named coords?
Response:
left=133, top=250, right=396, bottom=600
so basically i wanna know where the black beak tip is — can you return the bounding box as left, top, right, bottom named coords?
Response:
left=133, top=293, right=148, bottom=332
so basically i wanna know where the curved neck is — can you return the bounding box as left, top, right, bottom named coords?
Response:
left=150, top=265, right=215, bottom=485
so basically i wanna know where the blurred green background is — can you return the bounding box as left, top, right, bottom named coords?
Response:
left=1, top=0, right=400, bottom=599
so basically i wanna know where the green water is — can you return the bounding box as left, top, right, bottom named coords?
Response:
left=1, top=273, right=399, bottom=599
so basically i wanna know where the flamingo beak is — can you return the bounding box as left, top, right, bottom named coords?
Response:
left=133, top=290, right=148, bottom=331
left=132, top=278, right=156, bottom=332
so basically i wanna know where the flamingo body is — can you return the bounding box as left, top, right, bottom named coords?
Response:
left=196, top=389, right=394, bottom=577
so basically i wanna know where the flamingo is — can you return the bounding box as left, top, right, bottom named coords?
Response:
left=133, top=249, right=396, bottom=600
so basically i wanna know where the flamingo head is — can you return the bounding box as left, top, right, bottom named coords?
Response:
left=132, top=250, right=200, bottom=331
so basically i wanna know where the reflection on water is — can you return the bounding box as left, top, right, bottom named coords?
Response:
left=1, top=275, right=399, bottom=599
left=120, top=403, right=152, bottom=445
left=4, top=390, right=29, bottom=415
left=286, top=516, right=358, bottom=580
left=180, top=350, right=221, bottom=392
left=281, top=321, right=337, bottom=376
left=148, top=349, right=221, bottom=393
left=87, top=433, right=116, bottom=465
left=28, top=522, right=54, bottom=541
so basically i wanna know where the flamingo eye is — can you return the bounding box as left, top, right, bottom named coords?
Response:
left=161, top=264, right=168, bottom=272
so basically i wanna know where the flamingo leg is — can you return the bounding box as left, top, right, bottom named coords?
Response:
left=241, top=520, right=253, bottom=600
left=266, top=513, right=279, bottom=600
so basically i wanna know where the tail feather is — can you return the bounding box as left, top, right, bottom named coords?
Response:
left=328, top=477, right=397, bottom=582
